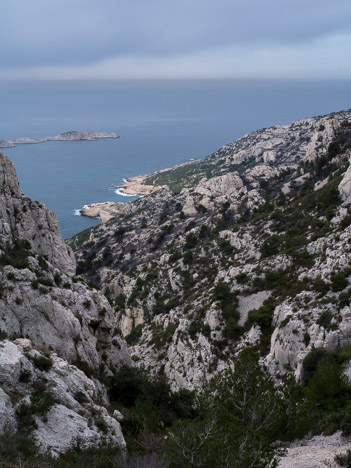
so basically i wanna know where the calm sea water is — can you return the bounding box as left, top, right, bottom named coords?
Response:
left=1, top=79, right=351, bottom=238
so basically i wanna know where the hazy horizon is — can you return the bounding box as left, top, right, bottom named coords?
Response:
left=2, top=1, right=351, bottom=80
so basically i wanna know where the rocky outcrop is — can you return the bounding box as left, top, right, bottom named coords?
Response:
left=339, top=157, right=351, bottom=203
left=0, top=151, right=131, bottom=453
left=0, top=153, right=132, bottom=369
left=279, top=432, right=351, bottom=468
left=0, top=339, right=125, bottom=455
left=0, top=154, right=75, bottom=274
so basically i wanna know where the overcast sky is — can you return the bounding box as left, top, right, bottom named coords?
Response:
left=1, top=0, right=351, bottom=79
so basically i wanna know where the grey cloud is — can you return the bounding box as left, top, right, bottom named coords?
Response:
left=2, top=0, right=351, bottom=68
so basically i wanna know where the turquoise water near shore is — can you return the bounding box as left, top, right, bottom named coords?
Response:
left=1, top=79, right=351, bottom=238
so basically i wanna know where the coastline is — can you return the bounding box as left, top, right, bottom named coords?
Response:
left=118, top=174, right=162, bottom=196
left=80, top=158, right=201, bottom=222
left=117, top=158, right=200, bottom=196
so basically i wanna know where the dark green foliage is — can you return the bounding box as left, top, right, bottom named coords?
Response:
left=217, top=237, right=235, bottom=255
left=166, top=348, right=283, bottom=468
left=19, top=368, right=32, bottom=383
left=335, top=449, right=351, bottom=467
left=331, top=272, right=349, bottom=291
left=188, top=320, right=210, bottom=340
left=306, top=357, right=350, bottom=412
left=316, top=310, right=336, bottom=330
left=38, top=255, right=49, bottom=271
left=213, top=281, right=240, bottom=341
left=260, top=234, right=283, bottom=257
left=150, top=323, right=178, bottom=349
left=247, top=299, right=276, bottom=355
left=125, top=324, right=143, bottom=345
left=302, top=347, right=330, bottom=384
left=235, top=272, right=249, bottom=284
left=30, top=391, right=56, bottom=417
left=72, top=358, right=94, bottom=378
left=153, top=297, right=179, bottom=316
left=169, top=250, right=182, bottom=263
left=184, top=233, right=197, bottom=250
left=313, top=275, right=330, bottom=294
left=32, top=355, right=53, bottom=372
left=0, top=433, right=41, bottom=462
left=337, top=346, right=351, bottom=363
left=247, top=303, right=274, bottom=328
left=109, top=366, right=196, bottom=438
left=328, top=141, right=341, bottom=157
left=36, top=276, right=54, bottom=287
left=212, top=281, right=231, bottom=302
left=341, top=215, right=351, bottom=230
left=75, top=391, right=89, bottom=404
left=0, top=239, right=31, bottom=269
left=95, top=418, right=108, bottom=433
left=68, top=226, right=92, bottom=248
left=183, top=250, right=193, bottom=265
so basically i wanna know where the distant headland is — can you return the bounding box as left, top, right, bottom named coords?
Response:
left=0, top=131, right=119, bottom=148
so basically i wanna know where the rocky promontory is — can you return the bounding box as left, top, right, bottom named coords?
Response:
left=0, top=131, right=119, bottom=148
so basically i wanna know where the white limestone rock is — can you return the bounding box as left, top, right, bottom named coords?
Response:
left=0, top=388, right=16, bottom=432
left=34, top=404, right=125, bottom=457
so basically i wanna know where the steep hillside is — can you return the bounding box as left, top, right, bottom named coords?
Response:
left=72, top=110, right=351, bottom=390
left=0, top=153, right=130, bottom=455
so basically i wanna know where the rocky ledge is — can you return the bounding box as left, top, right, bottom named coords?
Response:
left=0, top=131, right=119, bottom=148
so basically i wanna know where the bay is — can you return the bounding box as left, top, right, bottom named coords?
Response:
left=1, top=79, right=351, bottom=238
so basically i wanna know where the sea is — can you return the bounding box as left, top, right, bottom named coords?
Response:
left=1, top=79, right=351, bottom=239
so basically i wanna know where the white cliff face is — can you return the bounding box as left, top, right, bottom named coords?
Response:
left=0, top=152, right=132, bottom=370
left=339, top=157, right=351, bottom=203
left=0, top=153, right=75, bottom=275
left=0, top=151, right=131, bottom=453
left=0, top=339, right=126, bottom=455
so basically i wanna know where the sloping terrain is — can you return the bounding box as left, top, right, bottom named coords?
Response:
left=72, top=110, right=351, bottom=390
left=0, top=153, right=130, bottom=455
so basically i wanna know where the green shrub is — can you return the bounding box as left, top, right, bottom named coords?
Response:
left=316, top=310, right=336, bottom=330
left=95, top=418, right=108, bottom=433
left=30, top=391, right=56, bottom=418
left=32, top=355, right=53, bottom=372
left=75, top=391, right=89, bottom=404
left=247, top=303, right=275, bottom=329
left=260, top=234, right=283, bottom=257
left=213, top=281, right=231, bottom=302
left=0, top=239, right=31, bottom=269
left=331, top=272, right=349, bottom=291
left=302, top=347, right=330, bottom=384
left=184, top=233, right=197, bottom=249
left=72, top=358, right=94, bottom=378
left=19, top=368, right=32, bottom=383
left=125, top=324, right=143, bottom=345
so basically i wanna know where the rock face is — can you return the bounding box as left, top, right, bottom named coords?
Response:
left=0, top=151, right=130, bottom=452
left=0, top=153, right=132, bottom=369
left=0, top=339, right=125, bottom=455
left=0, top=154, right=75, bottom=274
left=72, top=110, right=351, bottom=391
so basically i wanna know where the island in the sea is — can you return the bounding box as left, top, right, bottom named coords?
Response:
left=0, top=131, right=119, bottom=148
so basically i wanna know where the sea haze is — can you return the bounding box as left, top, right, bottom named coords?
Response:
left=1, top=79, right=351, bottom=238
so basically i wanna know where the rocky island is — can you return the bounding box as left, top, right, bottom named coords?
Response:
left=0, top=130, right=119, bottom=148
